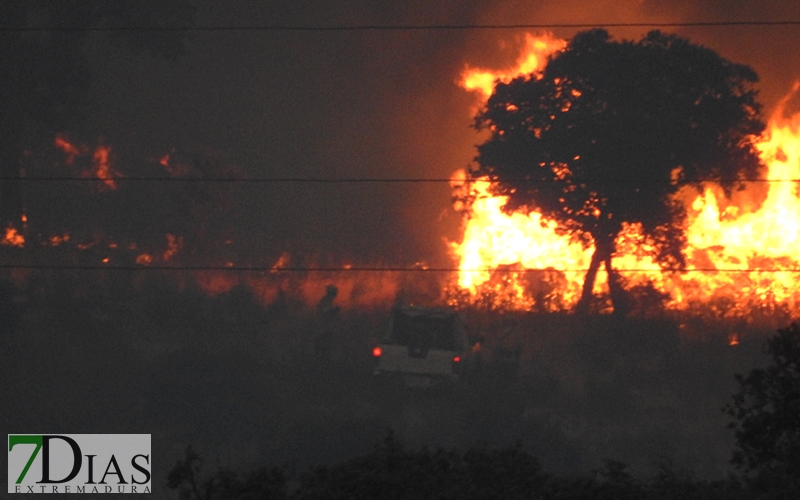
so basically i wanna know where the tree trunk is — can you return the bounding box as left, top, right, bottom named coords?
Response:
left=605, top=254, right=631, bottom=317
left=575, top=239, right=611, bottom=315
left=575, top=237, right=631, bottom=316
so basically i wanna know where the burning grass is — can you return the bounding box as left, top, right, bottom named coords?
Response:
left=451, top=35, right=800, bottom=316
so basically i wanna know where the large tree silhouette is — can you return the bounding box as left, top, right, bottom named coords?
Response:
left=474, top=29, right=764, bottom=314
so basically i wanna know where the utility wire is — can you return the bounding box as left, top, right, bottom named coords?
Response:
left=2, top=177, right=798, bottom=184
left=0, top=264, right=798, bottom=273
left=3, top=21, right=800, bottom=32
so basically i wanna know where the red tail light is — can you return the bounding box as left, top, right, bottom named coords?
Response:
left=372, top=347, right=382, bottom=357
left=453, top=356, right=460, bottom=363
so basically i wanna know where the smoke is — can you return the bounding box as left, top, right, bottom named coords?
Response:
left=19, top=0, right=793, bottom=273
left=6, top=2, right=799, bottom=484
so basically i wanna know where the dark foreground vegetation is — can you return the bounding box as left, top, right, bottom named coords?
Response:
left=2, top=271, right=798, bottom=498
left=165, top=434, right=782, bottom=500
left=167, top=323, right=800, bottom=500
left=167, top=436, right=747, bottom=500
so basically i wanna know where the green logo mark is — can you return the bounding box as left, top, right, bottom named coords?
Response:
left=8, top=435, right=43, bottom=484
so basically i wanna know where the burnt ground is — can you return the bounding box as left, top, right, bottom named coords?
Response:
left=0, top=273, right=775, bottom=495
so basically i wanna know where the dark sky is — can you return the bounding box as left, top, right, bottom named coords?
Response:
left=76, top=0, right=800, bottom=266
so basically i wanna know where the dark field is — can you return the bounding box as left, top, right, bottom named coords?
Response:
left=0, top=272, right=775, bottom=496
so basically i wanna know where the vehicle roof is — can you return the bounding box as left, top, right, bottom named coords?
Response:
left=394, top=306, right=460, bottom=319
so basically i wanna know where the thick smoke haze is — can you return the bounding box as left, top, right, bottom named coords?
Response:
left=4, top=0, right=800, bottom=494
left=72, top=0, right=800, bottom=266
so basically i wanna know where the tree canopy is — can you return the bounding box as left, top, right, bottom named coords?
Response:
left=473, top=29, right=765, bottom=314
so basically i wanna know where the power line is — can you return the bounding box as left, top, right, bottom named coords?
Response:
left=5, top=176, right=456, bottom=183
left=4, top=21, right=800, bottom=32
left=2, top=177, right=798, bottom=184
left=1, top=264, right=799, bottom=273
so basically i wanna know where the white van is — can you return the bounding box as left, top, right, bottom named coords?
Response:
left=372, top=306, right=470, bottom=386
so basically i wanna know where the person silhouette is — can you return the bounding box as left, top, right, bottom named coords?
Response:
left=314, top=284, right=340, bottom=360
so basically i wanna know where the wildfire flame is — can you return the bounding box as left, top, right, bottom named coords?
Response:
left=136, top=253, right=154, bottom=265
left=54, top=134, right=85, bottom=165
left=2, top=226, right=25, bottom=247
left=17, top=33, right=800, bottom=320
left=163, top=234, right=181, bottom=261
left=460, top=33, right=567, bottom=99
left=54, top=135, right=119, bottom=190
left=451, top=34, right=800, bottom=316
left=158, top=152, right=191, bottom=177
left=92, top=145, right=118, bottom=190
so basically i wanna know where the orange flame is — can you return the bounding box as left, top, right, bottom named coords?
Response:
left=163, top=234, right=181, bottom=261
left=136, top=253, right=154, bottom=265
left=270, top=252, right=291, bottom=272
left=54, top=135, right=119, bottom=190
left=2, top=226, right=25, bottom=247
left=450, top=173, right=596, bottom=310
left=92, top=145, right=118, bottom=190
left=460, top=33, right=566, bottom=99
left=667, top=101, right=800, bottom=313
left=158, top=152, right=191, bottom=177
left=451, top=35, right=800, bottom=316
left=48, top=234, right=70, bottom=246
left=54, top=134, right=86, bottom=165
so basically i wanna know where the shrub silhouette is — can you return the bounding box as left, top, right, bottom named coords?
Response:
left=726, top=323, right=800, bottom=495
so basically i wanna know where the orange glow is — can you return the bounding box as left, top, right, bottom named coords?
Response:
left=136, top=253, right=153, bottom=265
left=92, top=145, right=118, bottom=190
left=163, top=234, right=181, bottom=261
left=48, top=234, right=70, bottom=246
left=54, top=135, right=119, bottom=190
left=158, top=152, right=191, bottom=177
left=270, top=252, right=290, bottom=272
left=2, top=226, right=25, bottom=247
left=54, top=134, right=85, bottom=164
left=195, top=261, right=399, bottom=310
left=450, top=35, right=800, bottom=316
left=196, top=271, right=240, bottom=295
